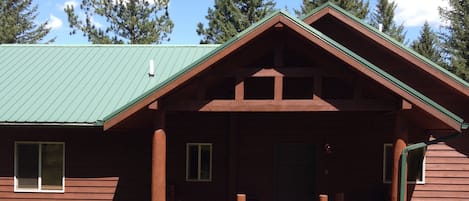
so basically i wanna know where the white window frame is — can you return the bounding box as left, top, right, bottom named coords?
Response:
left=186, top=143, right=212, bottom=182
left=383, top=143, right=426, bottom=184
left=14, top=141, right=65, bottom=193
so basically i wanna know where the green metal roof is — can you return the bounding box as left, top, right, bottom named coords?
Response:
left=0, top=45, right=217, bottom=125
left=0, top=5, right=465, bottom=131
left=301, top=2, right=469, bottom=88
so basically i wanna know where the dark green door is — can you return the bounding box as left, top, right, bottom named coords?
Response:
left=275, top=143, right=316, bottom=201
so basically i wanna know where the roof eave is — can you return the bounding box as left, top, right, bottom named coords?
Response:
left=0, top=122, right=101, bottom=127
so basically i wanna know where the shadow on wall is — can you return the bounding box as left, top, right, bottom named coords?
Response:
left=436, top=132, right=469, bottom=156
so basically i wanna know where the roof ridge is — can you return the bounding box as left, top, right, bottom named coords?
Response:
left=300, top=1, right=334, bottom=20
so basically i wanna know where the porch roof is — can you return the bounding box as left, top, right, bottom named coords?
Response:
left=101, top=10, right=466, bottom=132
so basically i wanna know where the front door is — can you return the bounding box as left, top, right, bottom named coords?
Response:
left=274, top=143, right=316, bottom=201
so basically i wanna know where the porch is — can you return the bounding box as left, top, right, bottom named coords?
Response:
left=157, top=111, right=408, bottom=201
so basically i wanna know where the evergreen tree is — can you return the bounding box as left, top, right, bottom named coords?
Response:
left=294, top=0, right=370, bottom=19
left=439, top=0, right=469, bottom=81
left=0, top=0, right=53, bottom=43
left=370, top=0, right=406, bottom=43
left=64, top=0, right=173, bottom=44
left=197, top=0, right=275, bottom=44
left=411, top=22, right=443, bottom=66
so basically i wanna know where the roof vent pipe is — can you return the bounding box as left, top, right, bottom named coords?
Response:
left=149, top=59, right=155, bottom=77
left=378, top=23, right=383, bottom=32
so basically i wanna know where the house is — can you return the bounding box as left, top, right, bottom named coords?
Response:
left=0, top=3, right=468, bottom=201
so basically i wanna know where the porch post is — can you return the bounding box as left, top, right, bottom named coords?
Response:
left=152, top=111, right=166, bottom=201
left=391, top=114, right=408, bottom=201
left=152, top=129, right=166, bottom=201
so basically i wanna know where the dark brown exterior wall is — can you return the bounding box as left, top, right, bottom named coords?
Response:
left=166, top=112, right=230, bottom=201
left=0, top=126, right=153, bottom=201
left=310, top=15, right=469, bottom=121
left=166, top=111, right=397, bottom=201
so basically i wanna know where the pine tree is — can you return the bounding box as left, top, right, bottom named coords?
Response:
left=64, top=0, right=173, bottom=44
left=411, top=22, right=443, bottom=66
left=294, top=0, right=370, bottom=19
left=0, top=0, right=53, bottom=43
left=370, top=0, right=406, bottom=43
left=197, top=0, right=275, bottom=44
left=439, top=0, right=469, bottom=81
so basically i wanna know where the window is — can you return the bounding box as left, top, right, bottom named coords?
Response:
left=15, top=142, right=65, bottom=192
left=383, top=144, right=426, bottom=184
left=186, top=143, right=212, bottom=182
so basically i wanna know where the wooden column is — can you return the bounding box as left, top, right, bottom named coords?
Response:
left=152, top=111, right=166, bottom=201
left=319, top=194, right=328, bottom=201
left=237, top=194, right=246, bottom=201
left=152, top=129, right=166, bottom=201
left=391, top=114, right=408, bottom=201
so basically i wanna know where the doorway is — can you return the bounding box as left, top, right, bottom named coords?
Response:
left=274, top=143, right=316, bottom=201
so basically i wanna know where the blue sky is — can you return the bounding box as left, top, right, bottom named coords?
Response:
left=35, top=0, right=449, bottom=44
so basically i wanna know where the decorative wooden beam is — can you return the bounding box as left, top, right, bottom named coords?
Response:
left=148, top=100, right=158, bottom=110
left=162, top=99, right=397, bottom=112
left=235, top=80, right=244, bottom=101
left=401, top=99, right=412, bottom=110
left=252, top=68, right=284, bottom=77
left=274, top=76, right=283, bottom=101
left=231, top=67, right=318, bottom=78
left=274, top=22, right=284, bottom=29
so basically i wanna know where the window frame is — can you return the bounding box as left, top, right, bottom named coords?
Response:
left=383, top=143, right=426, bottom=184
left=14, top=141, right=65, bottom=193
left=185, top=143, right=212, bottom=182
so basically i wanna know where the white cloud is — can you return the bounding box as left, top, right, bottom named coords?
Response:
left=46, top=15, right=63, bottom=30
left=60, top=0, right=78, bottom=9
left=390, top=0, right=449, bottom=27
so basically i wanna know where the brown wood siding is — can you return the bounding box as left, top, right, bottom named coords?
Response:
left=166, top=112, right=230, bottom=201
left=165, top=112, right=396, bottom=201
left=0, top=126, right=153, bottom=201
left=410, top=134, right=469, bottom=201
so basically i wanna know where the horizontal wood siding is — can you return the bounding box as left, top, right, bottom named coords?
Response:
left=166, top=112, right=230, bottom=201
left=0, top=126, right=152, bottom=201
left=165, top=112, right=396, bottom=201
left=411, top=134, right=469, bottom=201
